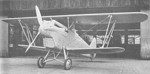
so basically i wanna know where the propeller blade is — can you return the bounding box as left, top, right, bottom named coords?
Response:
left=35, top=5, right=43, bottom=26
left=25, top=31, right=40, bottom=53
left=25, top=6, right=43, bottom=53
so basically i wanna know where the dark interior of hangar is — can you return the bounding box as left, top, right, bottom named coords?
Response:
left=1, top=0, right=150, bottom=59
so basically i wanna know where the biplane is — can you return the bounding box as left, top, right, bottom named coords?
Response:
left=3, top=6, right=148, bottom=70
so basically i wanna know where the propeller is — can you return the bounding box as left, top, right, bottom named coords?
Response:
left=25, top=5, right=43, bottom=53
left=35, top=5, right=43, bottom=26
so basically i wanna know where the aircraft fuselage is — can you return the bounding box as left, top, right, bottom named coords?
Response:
left=39, top=21, right=90, bottom=50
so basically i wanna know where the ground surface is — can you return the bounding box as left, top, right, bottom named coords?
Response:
left=0, top=56, right=150, bottom=74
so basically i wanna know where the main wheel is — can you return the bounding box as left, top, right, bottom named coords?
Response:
left=37, top=56, right=46, bottom=68
left=64, top=58, right=72, bottom=70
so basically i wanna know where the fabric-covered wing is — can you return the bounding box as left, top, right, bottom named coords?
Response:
left=3, top=12, right=148, bottom=26
left=74, top=12, right=148, bottom=25
left=67, top=47, right=125, bottom=54
left=3, top=17, right=40, bottom=26
left=19, top=44, right=50, bottom=52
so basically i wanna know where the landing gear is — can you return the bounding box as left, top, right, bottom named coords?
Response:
left=63, top=48, right=72, bottom=70
left=36, top=48, right=72, bottom=70
left=64, top=58, right=72, bottom=70
left=37, top=56, right=46, bottom=68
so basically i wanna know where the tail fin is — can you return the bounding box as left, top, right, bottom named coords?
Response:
left=90, top=37, right=97, bottom=48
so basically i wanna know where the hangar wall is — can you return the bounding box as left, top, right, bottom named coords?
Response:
left=7, top=0, right=139, bottom=10
left=141, top=10, right=150, bottom=59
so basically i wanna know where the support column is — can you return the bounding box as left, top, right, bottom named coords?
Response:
left=0, top=15, right=8, bottom=57
left=140, top=10, right=150, bottom=59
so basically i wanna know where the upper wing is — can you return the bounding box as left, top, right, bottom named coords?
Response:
left=3, top=12, right=148, bottom=26
left=67, top=47, right=125, bottom=54
left=18, top=44, right=50, bottom=52
left=74, top=12, right=148, bottom=25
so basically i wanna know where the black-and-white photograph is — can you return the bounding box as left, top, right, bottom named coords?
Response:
left=0, top=0, right=150, bottom=74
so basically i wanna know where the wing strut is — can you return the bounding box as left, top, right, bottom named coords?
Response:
left=18, top=20, right=35, bottom=45
left=106, top=21, right=116, bottom=47
left=102, top=15, right=116, bottom=48
left=67, top=17, right=70, bottom=28
left=102, top=15, right=112, bottom=47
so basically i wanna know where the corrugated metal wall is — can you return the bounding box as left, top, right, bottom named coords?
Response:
left=2, top=0, right=141, bottom=10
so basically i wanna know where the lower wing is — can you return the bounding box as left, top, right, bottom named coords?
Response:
left=67, top=47, right=125, bottom=54
left=18, top=44, right=50, bottom=52
left=19, top=44, right=125, bottom=54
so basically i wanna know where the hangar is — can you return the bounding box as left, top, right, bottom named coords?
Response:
left=0, top=0, right=150, bottom=59
left=1, top=0, right=150, bottom=73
